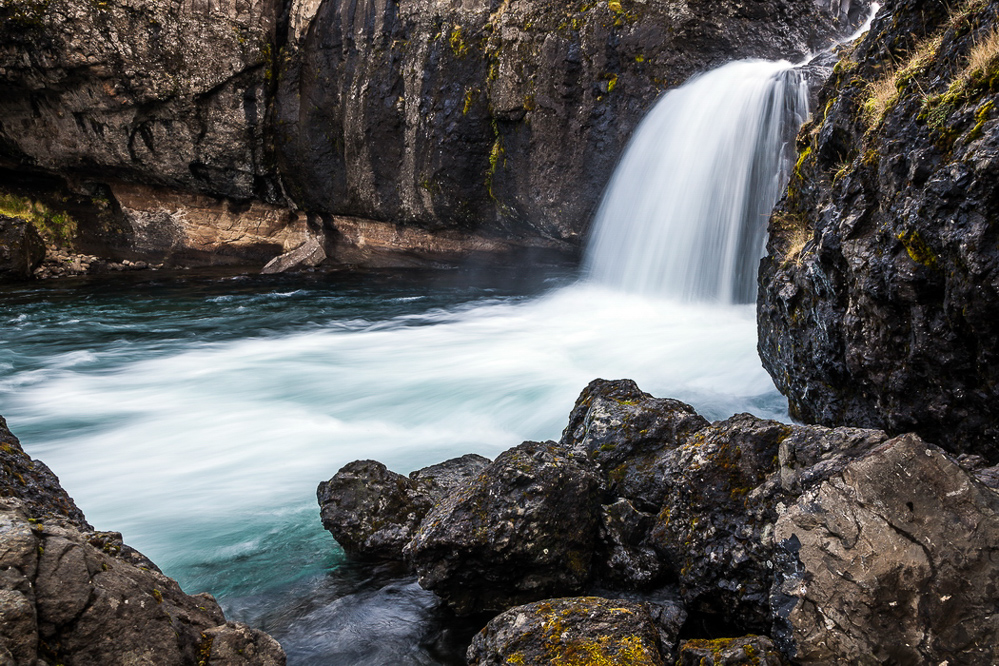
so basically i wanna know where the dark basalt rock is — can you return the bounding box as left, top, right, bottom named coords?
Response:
left=466, top=596, right=671, bottom=666
left=560, top=378, right=708, bottom=511
left=677, top=635, right=788, bottom=666
left=405, top=440, right=602, bottom=615
left=0, top=417, right=286, bottom=665
left=318, top=460, right=433, bottom=561
left=772, top=434, right=999, bottom=664
left=0, top=215, right=45, bottom=281
left=758, top=0, right=999, bottom=460
left=317, top=454, right=490, bottom=561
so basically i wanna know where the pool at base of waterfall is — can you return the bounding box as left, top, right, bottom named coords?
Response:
left=0, top=266, right=787, bottom=664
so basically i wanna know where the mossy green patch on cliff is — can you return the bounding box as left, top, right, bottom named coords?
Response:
left=897, top=229, right=939, bottom=269
left=0, top=190, right=76, bottom=247
left=449, top=26, right=471, bottom=57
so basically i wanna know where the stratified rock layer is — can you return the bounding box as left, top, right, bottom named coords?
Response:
left=0, top=416, right=286, bottom=665
left=759, top=0, right=999, bottom=459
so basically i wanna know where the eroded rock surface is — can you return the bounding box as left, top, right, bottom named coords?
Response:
left=317, top=454, right=490, bottom=561
left=759, top=0, right=999, bottom=459
left=677, top=635, right=788, bottom=666
left=772, top=434, right=999, bottom=664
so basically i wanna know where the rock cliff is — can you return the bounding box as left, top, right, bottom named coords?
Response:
left=759, top=0, right=999, bottom=459
left=0, top=0, right=871, bottom=270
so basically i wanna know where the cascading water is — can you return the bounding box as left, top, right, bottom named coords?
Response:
left=584, top=60, right=809, bottom=303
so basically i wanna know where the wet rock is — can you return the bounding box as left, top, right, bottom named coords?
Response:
left=0, top=415, right=89, bottom=528
left=318, top=460, right=432, bottom=561
left=759, top=0, right=999, bottom=460
left=406, top=441, right=602, bottom=614
left=317, top=453, right=491, bottom=561
left=466, top=596, right=670, bottom=666
left=677, top=635, right=788, bottom=665
left=0, top=416, right=285, bottom=665
left=0, top=215, right=45, bottom=281
left=408, top=452, right=491, bottom=499
left=596, top=497, right=664, bottom=589
left=560, top=378, right=708, bottom=510
left=772, top=433, right=999, bottom=664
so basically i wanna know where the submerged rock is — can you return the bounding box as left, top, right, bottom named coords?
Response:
left=0, top=215, right=45, bottom=281
left=758, top=0, right=999, bottom=459
left=406, top=441, right=602, bottom=615
left=0, top=417, right=286, bottom=665
left=466, top=596, right=670, bottom=666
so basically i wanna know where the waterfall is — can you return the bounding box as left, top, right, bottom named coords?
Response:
left=583, top=59, right=809, bottom=303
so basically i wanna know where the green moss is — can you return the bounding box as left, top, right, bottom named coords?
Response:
left=151, top=588, right=163, bottom=604
left=606, top=73, right=618, bottom=93
left=463, top=87, right=478, bottom=115
left=793, top=146, right=812, bottom=179
left=0, top=190, right=77, bottom=247
left=969, top=99, right=994, bottom=140
left=448, top=25, right=470, bottom=57
left=897, top=229, right=939, bottom=269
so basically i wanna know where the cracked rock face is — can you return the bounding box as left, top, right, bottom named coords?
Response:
left=758, top=0, right=999, bottom=459
left=275, top=0, right=873, bottom=244
left=406, top=441, right=603, bottom=615
left=0, top=216, right=46, bottom=281
left=772, top=433, right=999, bottom=664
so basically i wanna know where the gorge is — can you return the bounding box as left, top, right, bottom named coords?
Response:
left=4, top=0, right=999, bottom=664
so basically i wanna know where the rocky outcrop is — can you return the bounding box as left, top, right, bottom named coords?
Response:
left=275, top=0, right=873, bottom=245
left=677, top=635, right=788, bottom=666
left=758, top=0, right=999, bottom=460
left=406, top=441, right=602, bottom=614
left=317, top=454, right=490, bottom=561
left=0, top=416, right=286, bottom=665
left=466, top=596, right=673, bottom=666
left=319, top=378, right=999, bottom=663
left=0, top=215, right=45, bottom=280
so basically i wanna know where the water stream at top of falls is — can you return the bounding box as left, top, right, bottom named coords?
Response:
left=584, top=59, right=810, bottom=303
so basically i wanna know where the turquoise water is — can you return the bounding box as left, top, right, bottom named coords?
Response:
left=0, top=267, right=788, bottom=663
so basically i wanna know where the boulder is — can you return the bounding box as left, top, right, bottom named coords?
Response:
left=406, top=441, right=602, bottom=614
left=677, top=635, right=788, bottom=666
left=318, top=460, right=432, bottom=560
left=0, top=215, right=45, bottom=281
left=0, top=416, right=286, bottom=665
left=758, top=0, right=999, bottom=460
left=316, top=454, right=490, bottom=561
left=466, top=596, right=670, bottom=666
left=560, top=378, right=708, bottom=511
left=772, top=433, right=999, bottom=664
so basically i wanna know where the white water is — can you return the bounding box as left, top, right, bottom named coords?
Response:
left=2, top=285, right=784, bottom=570
left=585, top=59, right=809, bottom=302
